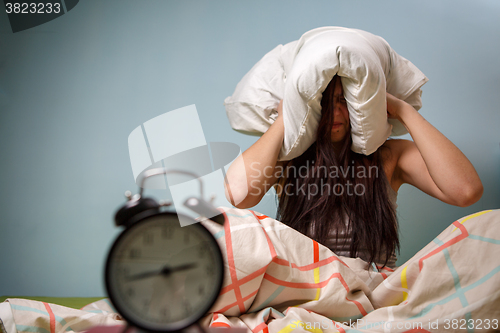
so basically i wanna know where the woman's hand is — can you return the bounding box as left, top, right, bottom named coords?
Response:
left=276, top=99, right=284, bottom=119
left=386, top=92, right=408, bottom=120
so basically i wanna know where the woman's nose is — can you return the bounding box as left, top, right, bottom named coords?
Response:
left=333, top=102, right=343, bottom=117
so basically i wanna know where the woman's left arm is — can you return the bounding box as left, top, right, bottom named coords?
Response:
left=387, top=92, right=483, bottom=207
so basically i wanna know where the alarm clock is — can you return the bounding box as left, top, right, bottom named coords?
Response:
left=105, top=168, right=225, bottom=332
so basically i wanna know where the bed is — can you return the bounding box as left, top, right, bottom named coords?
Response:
left=1, top=208, right=499, bottom=333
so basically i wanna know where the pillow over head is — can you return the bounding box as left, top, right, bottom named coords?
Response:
left=224, top=26, right=428, bottom=160
left=223, top=41, right=296, bottom=136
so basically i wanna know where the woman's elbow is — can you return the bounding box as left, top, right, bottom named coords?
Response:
left=456, top=181, right=484, bottom=207
left=232, top=198, right=258, bottom=209
left=224, top=181, right=259, bottom=209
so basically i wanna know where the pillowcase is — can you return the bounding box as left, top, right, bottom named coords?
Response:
left=224, top=26, right=428, bottom=160
left=223, top=41, right=296, bottom=136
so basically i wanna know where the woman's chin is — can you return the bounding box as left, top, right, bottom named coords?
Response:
left=331, top=132, right=347, bottom=143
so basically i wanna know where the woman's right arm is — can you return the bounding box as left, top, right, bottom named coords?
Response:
left=224, top=100, right=285, bottom=208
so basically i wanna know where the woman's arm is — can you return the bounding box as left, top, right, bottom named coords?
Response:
left=224, top=101, right=285, bottom=208
left=387, top=93, right=483, bottom=207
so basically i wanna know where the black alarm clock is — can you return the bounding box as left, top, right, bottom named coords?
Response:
left=105, top=168, right=225, bottom=332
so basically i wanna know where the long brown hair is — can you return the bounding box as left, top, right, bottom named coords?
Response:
left=276, top=76, right=399, bottom=268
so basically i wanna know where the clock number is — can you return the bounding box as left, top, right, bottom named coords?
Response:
left=197, top=244, right=205, bottom=257
left=143, top=233, right=154, bottom=245
left=117, top=266, right=130, bottom=278
left=143, top=299, right=151, bottom=310
left=183, top=301, right=192, bottom=316
left=160, top=308, right=170, bottom=319
left=205, top=265, right=214, bottom=276
left=130, top=248, right=141, bottom=259
left=162, top=225, right=174, bottom=239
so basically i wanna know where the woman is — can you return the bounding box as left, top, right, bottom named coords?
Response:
left=224, top=75, right=483, bottom=269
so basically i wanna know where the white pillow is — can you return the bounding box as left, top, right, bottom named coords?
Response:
left=224, top=41, right=296, bottom=136
left=224, top=26, right=428, bottom=160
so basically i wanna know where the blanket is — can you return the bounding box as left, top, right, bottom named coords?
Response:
left=2, top=208, right=499, bottom=333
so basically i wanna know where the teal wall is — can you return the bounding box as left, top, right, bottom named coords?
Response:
left=1, top=0, right=499, bottom=297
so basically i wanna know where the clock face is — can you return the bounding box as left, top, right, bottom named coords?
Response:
left=105, top=212, right=224, bottom=332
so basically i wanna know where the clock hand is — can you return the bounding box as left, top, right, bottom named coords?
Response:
left=161, top=263, right=198, bottom=275
left=127, top=269, right=163, bottom=281
left=127, top=263, right=198, bottom=281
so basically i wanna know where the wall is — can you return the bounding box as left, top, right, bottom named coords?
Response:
left=0, top=0, right=498, bottom=297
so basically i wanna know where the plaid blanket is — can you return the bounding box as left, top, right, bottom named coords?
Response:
left=2, top=208, right=499, bottom=333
